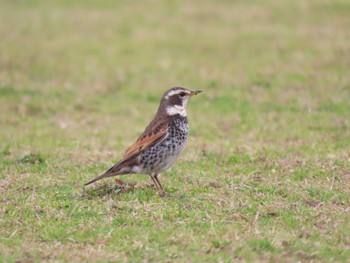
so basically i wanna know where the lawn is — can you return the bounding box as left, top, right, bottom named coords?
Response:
left=0, top=0, right=349, bottom=262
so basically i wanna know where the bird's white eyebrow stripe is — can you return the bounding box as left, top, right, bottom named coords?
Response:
left=164, top=89, right=188, bottom=99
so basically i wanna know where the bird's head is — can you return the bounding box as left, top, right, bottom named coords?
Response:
left=161, top=87, right=202, bottom=117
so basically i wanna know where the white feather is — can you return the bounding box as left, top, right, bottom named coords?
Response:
left=166, top=104, right=187, bottom=117
left=165, top=89, right=187, bottom=99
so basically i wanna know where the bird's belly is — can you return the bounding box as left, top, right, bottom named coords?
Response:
left=139, top=131, right=188, bottom=174
left=142, top=151, right=182, bottom=174
left=155, top=152, right=181, bottom=172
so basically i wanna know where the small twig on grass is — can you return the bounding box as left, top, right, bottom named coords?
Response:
left=329, top=176, right=335, bottom=190
left=252, top=212, right=260, bottom=226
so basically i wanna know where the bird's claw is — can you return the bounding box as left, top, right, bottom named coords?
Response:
left=158, top=190, right=171, bottom=198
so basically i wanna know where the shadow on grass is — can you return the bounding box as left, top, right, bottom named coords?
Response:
left=80, top=182, right=137, bottom=199
left=80, top=182, right=181, bottom=200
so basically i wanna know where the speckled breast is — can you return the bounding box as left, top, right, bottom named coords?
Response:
left=140, top=117, right=189, bottom=174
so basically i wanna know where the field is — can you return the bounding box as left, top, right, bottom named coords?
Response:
left=1, top=0, right=349, bottom=262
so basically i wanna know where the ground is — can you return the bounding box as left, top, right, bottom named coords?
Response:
left=0, top=0, right=349, bottom=262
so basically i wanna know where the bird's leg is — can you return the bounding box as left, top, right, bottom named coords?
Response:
left=155, top=174, right=169, bottom=197
left=154, top=174, right=164, bottom=191
left=150, top=173, right=160, bottom=190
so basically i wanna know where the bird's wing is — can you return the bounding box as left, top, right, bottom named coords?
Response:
left=84, top=119, right=169, bottom=186
left=122, top=119, right=169, bottom=161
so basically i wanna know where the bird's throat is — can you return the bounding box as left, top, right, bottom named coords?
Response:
left=166, top=104, right=187, bottom=117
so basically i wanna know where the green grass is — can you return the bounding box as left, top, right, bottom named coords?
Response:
left=1, top=0, right=350, bottom=262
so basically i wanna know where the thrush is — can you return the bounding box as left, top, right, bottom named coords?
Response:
left=85, top=87, right=202, bottom=196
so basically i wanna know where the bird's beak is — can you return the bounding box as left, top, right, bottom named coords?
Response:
left=189, top=90, right=202, bottom=97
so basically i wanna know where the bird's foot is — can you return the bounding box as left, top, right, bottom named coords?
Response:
left=158, top=190, right=171, bottom=198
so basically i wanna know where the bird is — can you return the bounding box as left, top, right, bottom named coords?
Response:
left=85, top=87, right=202, bottom=196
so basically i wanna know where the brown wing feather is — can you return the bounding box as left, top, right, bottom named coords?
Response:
left=122, top=118, right=169, bottom=161
left=84, top=116, right=170, bottom=186
left=123, top=130, right=167, bottom=159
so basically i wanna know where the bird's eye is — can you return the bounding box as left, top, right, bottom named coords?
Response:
left=179, top=92, right=186, bottom=97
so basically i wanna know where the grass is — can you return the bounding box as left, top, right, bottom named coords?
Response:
left=1, top=0, right=350, bottom=262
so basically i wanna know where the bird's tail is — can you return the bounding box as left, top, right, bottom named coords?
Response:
left=84, top=162, right=122, bottom=186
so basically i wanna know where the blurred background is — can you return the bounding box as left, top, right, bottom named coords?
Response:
left=0, top=0, right=349, bottom=261
left=1, top=0, right=349, bottom=158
